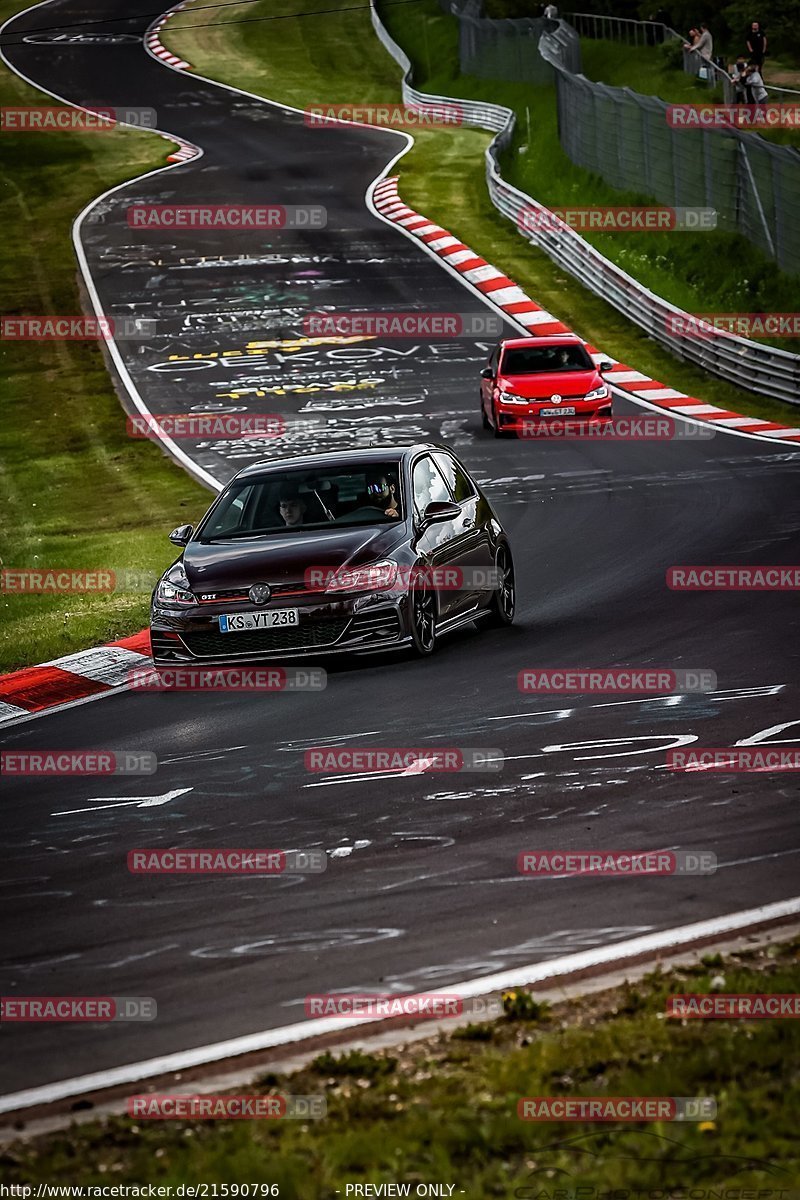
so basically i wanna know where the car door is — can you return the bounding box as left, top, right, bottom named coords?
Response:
left=411, top=454, right=468, bottom=621
left=432, top=451, right=494, bottom=613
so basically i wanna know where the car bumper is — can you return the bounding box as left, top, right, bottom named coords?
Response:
left=150, top=593, right=410, bottom=663
left=496, top=401, right=613, bottom=432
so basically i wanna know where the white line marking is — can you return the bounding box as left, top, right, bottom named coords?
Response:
left=1, top=896, right=797, bottom=1114
left=52, top=787, right=192, bottom=817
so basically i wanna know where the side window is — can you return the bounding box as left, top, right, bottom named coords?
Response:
left=412, top=456, right=451, bottom=518
left=432, top=453, right=476, bottom=503
left=489, top=343, right=500, bottom=373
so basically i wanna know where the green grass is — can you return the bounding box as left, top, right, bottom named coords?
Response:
left=164, top=0, right=800, bottom=426
left=3, top=939, right=799, bottom=1193
left=0, top=0, right=210, bottom=672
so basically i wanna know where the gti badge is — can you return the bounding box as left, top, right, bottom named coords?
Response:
left=249, top=583, right=272, bottom=605
left=550, top=394, right=562, bottom=403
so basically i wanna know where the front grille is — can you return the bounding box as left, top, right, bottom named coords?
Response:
left=196, top=581, right=317, bottom=605
left=182, top=618, right=350, bottom=657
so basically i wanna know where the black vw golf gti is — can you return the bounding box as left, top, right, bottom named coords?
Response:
left=150, top=444, right=515, bottom=665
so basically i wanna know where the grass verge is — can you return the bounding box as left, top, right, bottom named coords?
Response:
left=0, top=2, right=210, bottom=673
left=164, top=0, right=800, bottom=426
left=3, top=938, right=799, bottom=1192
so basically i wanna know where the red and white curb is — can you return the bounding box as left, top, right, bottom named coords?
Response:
left=372, top=177, right=800, bottom=444
left=145, top=6, right=192, bottom=72
left=0, top=631, right=151, bottom=727
left=159, top=132, right=200, bottom=164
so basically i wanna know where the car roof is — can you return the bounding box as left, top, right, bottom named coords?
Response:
left=233, top=443, right=445, bottom=481
left=500, top=335, right=584, bottom=349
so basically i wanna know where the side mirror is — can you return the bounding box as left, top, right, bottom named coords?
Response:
left=421, top=501, right=461, bottom=527
left=599, top=360, right=615, bottom=373
left=169, top=524, right=193, bottom=546
left=480, top=367, right=494, bottom=380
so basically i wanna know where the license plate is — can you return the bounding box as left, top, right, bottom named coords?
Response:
left=219, top=609, right=299, bottom=632
left=539, top=406, right=576, bottom=417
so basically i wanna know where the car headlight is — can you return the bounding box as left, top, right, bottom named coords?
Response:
left=585, top=384, right=609, bottom=401
left=155, top=564, right=195, bottom=606
left=496, top=390, right=529, bottom=405
left=325, top=560, right=399, bottom=593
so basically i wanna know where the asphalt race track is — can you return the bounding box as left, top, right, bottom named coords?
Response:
left=1, top=0, right=800, bottom=1099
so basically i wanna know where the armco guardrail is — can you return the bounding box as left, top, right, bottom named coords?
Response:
left=370, top=1, right=800, bottom=404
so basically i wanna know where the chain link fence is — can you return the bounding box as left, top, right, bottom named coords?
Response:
left=370, top=0, right=800, bottom=402
left=539, top=30, right=800, bottom=275
left=438, top=0, right=576, bottom=82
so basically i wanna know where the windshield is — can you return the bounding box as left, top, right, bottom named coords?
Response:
left=196, top=464, right=404, bottom=541
left=501, top=344, right=594, bottom=374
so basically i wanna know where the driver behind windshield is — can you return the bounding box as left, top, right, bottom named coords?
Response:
left=366, top=473, right=400, bottom=519
left=278, top=488, right=307, bottom=528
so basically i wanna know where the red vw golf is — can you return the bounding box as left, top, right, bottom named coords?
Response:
left=480, top=335, right=614, bottom=436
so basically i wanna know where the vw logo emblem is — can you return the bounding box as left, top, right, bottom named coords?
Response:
left=248, top=583, right=272, bottom=605
left=550, top=394, right=562, bottom=404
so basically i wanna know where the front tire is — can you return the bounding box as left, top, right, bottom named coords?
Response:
left=409, top=575, right=438, bottom=656
left=485, top=543, right=516, bottom=627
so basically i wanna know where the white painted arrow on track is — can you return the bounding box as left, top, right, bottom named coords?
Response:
left=52, top=788, right=193, bottom=817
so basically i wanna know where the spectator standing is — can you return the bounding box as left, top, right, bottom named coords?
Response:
left=694, top=22, right=713, bottom=60
left=747, top=21, right=767, bottom=66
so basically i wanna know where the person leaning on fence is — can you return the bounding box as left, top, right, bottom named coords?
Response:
left=745, top=62, right=769, bottom=111
left=693, top=23, right=713, bottom=60
left=731, top=55, right=749, bottom=101
left=747, top=21, right=767, bottom=66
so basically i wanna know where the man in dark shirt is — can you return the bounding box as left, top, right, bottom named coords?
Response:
left=747, top=21, right=767, bottom=66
